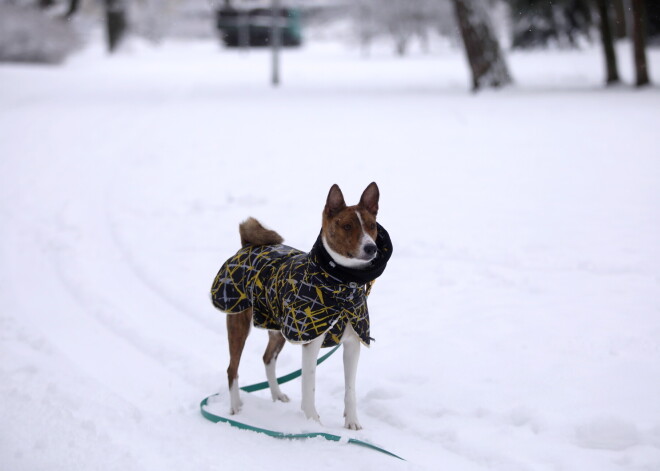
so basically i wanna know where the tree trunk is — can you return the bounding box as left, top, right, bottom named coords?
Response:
left=395, top=36, right=408, bottom=56
left=595, top=0, right=620, bottom=84
left=105, top=0, right=127, bottom=53
left=612, top=0, right=627, bottom=38
left=630, top=0, right=650, bottom=86
left=452, top=0, right=512, bottom=91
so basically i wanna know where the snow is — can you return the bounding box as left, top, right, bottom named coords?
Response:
left=1, top=37, right=660, bottom=471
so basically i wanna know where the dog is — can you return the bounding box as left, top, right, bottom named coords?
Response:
left=211, top=182, right=392, bottom=430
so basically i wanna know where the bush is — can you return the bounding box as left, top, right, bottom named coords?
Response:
left=0, top=4, right=80, bottom=64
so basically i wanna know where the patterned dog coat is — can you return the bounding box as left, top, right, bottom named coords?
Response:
left=211, top=224, right=393, bottom=348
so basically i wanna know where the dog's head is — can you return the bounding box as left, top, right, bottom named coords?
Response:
left=321, top=182, right=379, bottom=269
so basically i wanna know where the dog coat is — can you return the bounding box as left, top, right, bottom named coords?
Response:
left=211, top=224, right=393, bottom=348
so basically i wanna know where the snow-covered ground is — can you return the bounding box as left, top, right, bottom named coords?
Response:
left=1, top=37, right=660, bottom=471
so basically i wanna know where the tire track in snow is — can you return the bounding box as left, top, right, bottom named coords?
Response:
left=3, top=171, right=219, bottom=401
left=104, top=204, right=224, bottom=336
left=3, top=220, right=197, bottom=411
left=13, top=104, right=228, bottom=396
left=49, top=210, right=219, bottom=392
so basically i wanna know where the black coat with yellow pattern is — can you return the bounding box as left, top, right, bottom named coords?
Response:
left=211, top=224, right=393, bottom=348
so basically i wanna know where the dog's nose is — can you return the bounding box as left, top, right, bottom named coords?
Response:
left=364, top=244, right=377, bottom=256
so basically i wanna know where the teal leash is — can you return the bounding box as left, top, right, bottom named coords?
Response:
left=238, top=343, right=338, bottom=393
left=200, top=345, right=404, bottom=460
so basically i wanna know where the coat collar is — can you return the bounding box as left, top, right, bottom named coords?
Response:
left=309, top=223, right=393, bottom=285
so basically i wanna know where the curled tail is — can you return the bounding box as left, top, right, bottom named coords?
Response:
left=239, top=217, right=284, bottom=247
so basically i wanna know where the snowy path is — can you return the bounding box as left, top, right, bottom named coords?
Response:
left=1, top=40, right=660, bottom=470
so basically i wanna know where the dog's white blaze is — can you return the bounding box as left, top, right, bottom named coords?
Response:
left=322, top=209, right=376, bottom=269
left=355, top=211, right=376, bottom=248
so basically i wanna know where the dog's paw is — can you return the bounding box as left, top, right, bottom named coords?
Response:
left=229, top=399, right=244, bottom=415
left=303, top=409, right=321, bottom=424
left=272, top=393, right=290, bottom=403
left=344, top=411, right=362, bottom=430
left=345, top=420, right=362, bottom=431
left=344, top=410, right=362, bottom=430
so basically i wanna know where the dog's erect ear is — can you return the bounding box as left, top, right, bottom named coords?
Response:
left=359, top=182, right=379, bottom=216
left=325, top=184, right=346, bottom=217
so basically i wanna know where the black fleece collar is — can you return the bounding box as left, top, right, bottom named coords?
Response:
left=309, top=223, right=393, bottom=285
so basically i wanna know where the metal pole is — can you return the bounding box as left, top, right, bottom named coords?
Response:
left=271, top=0, right=281, bottom=86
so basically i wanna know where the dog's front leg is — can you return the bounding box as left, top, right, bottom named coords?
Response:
left=301, top=334, right=325, bottom=423
left=342, top=324, right=362, bottom=430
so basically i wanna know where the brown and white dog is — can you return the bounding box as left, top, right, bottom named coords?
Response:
left=212, top=182, right=392, bottom=430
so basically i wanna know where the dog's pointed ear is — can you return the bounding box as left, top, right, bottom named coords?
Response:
left=325, top=184, right=346, bottom=217
left=359, top=182, right=379, bottom=216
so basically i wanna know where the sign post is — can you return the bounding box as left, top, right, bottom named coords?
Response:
left=271, top=0, right=282, bottom=86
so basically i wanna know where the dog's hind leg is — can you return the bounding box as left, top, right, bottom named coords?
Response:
left=227, top=307, right=252, bottom=414
left=301, top=334, right=325, bottom=423
left=263, top=330, right=290, bottom=403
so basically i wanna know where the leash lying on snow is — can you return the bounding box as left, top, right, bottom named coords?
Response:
left=200, top=344, right=404, bottom=461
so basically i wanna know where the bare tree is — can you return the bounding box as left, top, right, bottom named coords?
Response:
left=595, top=0, right=620, bottom=84
left=351, top=0, right=450, bottom=57
left=0, top=2, right=80, bottom=64
left=105, top=0, right=127, bottom=53
left=630, top=0, right=650, bottom=86
left=509, top=0, right=592, bottom=49
left=353, top=0, right=379, bottom=57
left=453, top=0, right=512, bottom=90
left=63, top=0, right=80, bottom=20
left=611, top=0, right=627, bottom=38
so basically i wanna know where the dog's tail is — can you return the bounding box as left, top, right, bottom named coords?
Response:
left=239, top=217, right=284, bottom=247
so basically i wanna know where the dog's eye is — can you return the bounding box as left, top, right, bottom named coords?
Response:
left=370, top=223, right=376, bottom=230
left=343, top=224, right=352, bottom=231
